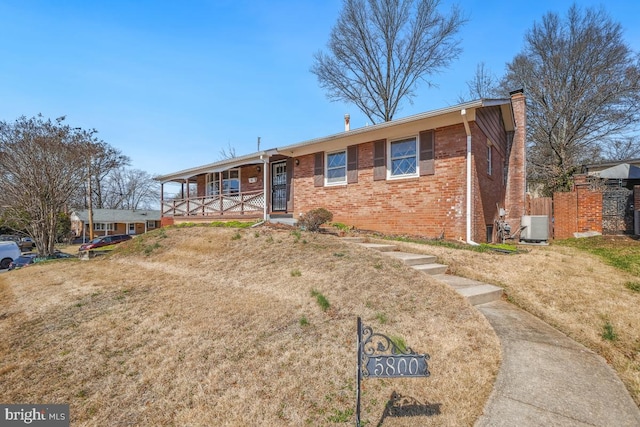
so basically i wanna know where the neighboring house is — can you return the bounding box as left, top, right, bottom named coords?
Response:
left=70, top=209, right=161, bottom=240
left=582, top=158, right=640, bottom=177
left=156, top=90, right=526, bottom=243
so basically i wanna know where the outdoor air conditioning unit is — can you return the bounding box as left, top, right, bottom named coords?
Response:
left=520, top=215, right=549, bottom=243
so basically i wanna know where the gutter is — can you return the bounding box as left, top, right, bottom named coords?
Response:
left=461, top=109, right=479, bottom=246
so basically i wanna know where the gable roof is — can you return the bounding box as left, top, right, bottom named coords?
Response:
left=598, top=163, right=640, bottom=180
left=71, top=209, right=161, bottom=223
left=156, top=97, right=515, bottom=183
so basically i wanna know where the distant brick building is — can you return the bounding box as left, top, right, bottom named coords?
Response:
left=157, top=91, right=526, bottom=243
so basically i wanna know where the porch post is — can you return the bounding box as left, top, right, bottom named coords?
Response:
left=185, top=178, right=190, bottom=216
left=160, top=182, right=164, bottom=217
left=219, top=171, right=223, bottom=213
left=263, top=157, right=268, bottom=221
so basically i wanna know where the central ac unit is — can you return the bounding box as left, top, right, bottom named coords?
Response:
left=520, top=215, right=549, bottom=242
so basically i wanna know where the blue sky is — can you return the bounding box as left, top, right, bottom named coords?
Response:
left=1, top=0, right=639, bottom=177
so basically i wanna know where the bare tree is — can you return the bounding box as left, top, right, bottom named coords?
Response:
left=312, top=0, right=466, bottom=123
left=89, top=143, right=130, bottom=208
left=458, top=62, right=502, bottom=102
left=103, top=168, right=160, bottom=210
left=600, top=137, right=640, bottom=162
left=218, top=142, right=237, bottom=160
left=0, top=115, right=107, bottom=256
left=502, top=5, right=640, bottom=195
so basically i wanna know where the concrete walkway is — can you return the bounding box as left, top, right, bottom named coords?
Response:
left=475, top=300, right=640, bottom=427
left=346, top=238, right=640, bottom=426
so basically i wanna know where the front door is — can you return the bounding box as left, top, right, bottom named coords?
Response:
left=271, top=161, right=287, bottom=211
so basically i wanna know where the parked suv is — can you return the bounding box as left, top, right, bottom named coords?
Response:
left=0, top=241, right=21, bottom=269
left=79, top=234, right=132, bottom=251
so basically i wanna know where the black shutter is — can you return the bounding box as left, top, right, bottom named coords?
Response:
left=373, top=140, right=386, bottom=181
left=419, top=130, right=435, bottom=176
left=347, top=145, right=358, bottom=184
left=314, top=152, right=324, bottom=187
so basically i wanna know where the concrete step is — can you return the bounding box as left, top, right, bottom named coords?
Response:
left=382, top=251, right=437, bottom=266
left=411, top=263, right=448, bottom=275
left=341, top=237, right=366, bottom=243
left=268, top=217, right=297, bottom=226
left=432, top=274, right=503, bottom=306
left=358, top=243, right=397, bottom=252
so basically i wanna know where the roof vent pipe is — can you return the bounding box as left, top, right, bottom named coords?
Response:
left=344, top=114, right=350, bottom=132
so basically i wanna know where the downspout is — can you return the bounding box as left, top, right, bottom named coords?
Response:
left=461, top=109, right=479, bottom=246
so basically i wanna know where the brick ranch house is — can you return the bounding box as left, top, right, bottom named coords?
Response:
left=157, top=90, right=526, bottom=243
left=70, top=209, right=161, bottom=241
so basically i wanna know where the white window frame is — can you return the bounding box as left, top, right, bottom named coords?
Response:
left=387, top=136, right=419, bottom=179
left=487, top=144, right=493, bottom=176
left=93, top=223, right=114, bottom=231
left=147, top=220, right=156, bottom=229
left=206, top=169, right=241, bottom=196
left=325, top=149, right=347, bottom=186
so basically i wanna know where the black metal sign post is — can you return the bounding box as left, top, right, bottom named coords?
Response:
left=355, top=317, right=430, bottom=426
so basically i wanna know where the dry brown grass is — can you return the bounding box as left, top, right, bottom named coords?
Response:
left=390, top=236, right=640, bottom=407
left=0, top=227, right=499, bottom=426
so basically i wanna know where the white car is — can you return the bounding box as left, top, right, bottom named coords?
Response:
left=0, top=241, right=21, bottom=269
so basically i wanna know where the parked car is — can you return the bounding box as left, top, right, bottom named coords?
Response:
left=0, top=234, right=35, bottom=252
left=79, top=234, right=132, bottom=251
left=8, top=251, right=75, bottom=270
left=0, top=241, right=22, bottom=269
left=8, top=253, right=37, bottom=270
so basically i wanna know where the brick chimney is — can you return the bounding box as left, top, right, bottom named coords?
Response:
left=504, top=89, right=526, bottom=227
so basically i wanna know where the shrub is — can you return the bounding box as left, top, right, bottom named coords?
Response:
left=299, top=208, right=333, bottom=232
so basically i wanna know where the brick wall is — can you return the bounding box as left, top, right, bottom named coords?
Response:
left=292, top=123, right=502, bottom=240
left=504, top=90, right=527, bottom=232
left=553, top=192, right=577, bottom=239
left=472, top=123, right=506, bottom=242
left=552, top=175, right=603, bottom=239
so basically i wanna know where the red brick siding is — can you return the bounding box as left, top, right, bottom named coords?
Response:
left=293, top=124, right=491, bottom=239
left=471, top=122, right=506, bottom=242
left=504, top=91, right=527, bottom=231
left=635, top=185, right=640, bottom=212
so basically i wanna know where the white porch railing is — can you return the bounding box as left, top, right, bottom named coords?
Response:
left=162, top=190, right=265, bottom=217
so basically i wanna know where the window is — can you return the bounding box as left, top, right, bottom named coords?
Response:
left=206, top=169, right=240, bottom=195
left=326, top=150, right=347, bottom=185
left=93, top=223, right=114, bottom=231
left=389, top=137, right=418, bottom=178
left=147, top=221, right=156, bottom=229
left=487, top=145, right=493, bottom=175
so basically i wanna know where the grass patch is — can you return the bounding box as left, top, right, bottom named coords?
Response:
left=0, top=226, right=500, bottom=426
left=291, top=269, right=302, bottom=277
left=331, top=222, right=351, bottom=232
left=231, top=232, right=242, bottom=240
left=310, top=289, right=330, bottom=312
left=327, top=408, right=353, bottom=422
left=389, top=335, right=408, bottom=353
left=375, top=312, right=388, bottom=324
left=556, top=236, right=640, bottom=276
left=602, top=320, right=618, bottom=342
left=625, top=282, right=640, bottom=293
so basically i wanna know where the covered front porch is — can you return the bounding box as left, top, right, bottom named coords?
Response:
left=157, top=151, right=293, bottom=223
